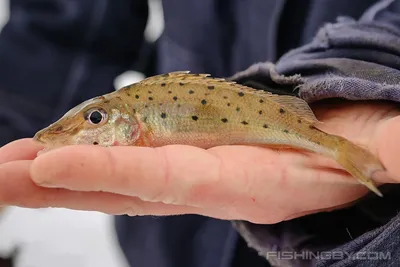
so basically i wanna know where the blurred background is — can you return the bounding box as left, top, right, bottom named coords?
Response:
left=0, top=1, right=164, bottom=266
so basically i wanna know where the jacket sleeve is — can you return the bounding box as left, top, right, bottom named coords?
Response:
left=229, top=0, right=400, bottom=266
left=0, top=0, right=149, bottom=146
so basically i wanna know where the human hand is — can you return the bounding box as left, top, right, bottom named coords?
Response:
left=0, top=100, right=399, bottom=224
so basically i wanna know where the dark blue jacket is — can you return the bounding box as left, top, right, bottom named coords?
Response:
left=1, top=0, right=400, bottom=266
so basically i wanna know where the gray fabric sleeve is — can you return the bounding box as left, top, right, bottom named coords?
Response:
left=228, top=1, right=400, bottom=266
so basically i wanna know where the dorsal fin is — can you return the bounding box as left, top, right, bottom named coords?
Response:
left=136, top=71, right=239, bottom=87
left=267, top=95, right=320, bottom=123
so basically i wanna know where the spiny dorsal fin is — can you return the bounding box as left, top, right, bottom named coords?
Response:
left=137, top=71, right=239, bottom=87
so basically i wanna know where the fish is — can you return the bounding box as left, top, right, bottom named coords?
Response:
left=33, top=71, right=385, bottom=197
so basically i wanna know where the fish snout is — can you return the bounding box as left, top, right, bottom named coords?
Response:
left=33, top=124, right=64, bottom=144
left=33, top=129, right=47, bottom=144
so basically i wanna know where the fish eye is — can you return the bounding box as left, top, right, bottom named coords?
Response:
left=86, top=108, right=107, bottom=125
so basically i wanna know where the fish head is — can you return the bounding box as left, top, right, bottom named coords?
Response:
left=33, top=95, right=139, bottom=148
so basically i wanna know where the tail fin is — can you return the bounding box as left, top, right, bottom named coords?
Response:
left=336, top=140, right=385, bottom=197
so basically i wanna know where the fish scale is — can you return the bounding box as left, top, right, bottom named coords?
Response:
left=34, top=71, right=385, bottom=197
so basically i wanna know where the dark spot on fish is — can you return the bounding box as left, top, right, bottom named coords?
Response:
left=161, top=83, right=166, bottom=87
left=205, top=92, right=210, bottom=96
left=179, top=82, right=184, bottom=86
left=93, top=141, right=99, bottom=145
left=263, top=124, right=268, bottom=128
left=144, top=105, right=148, bottom=108
left=143, top=117, right=148, bottom=123
left=55, top=126, right=63, bottom=131
left=223, top=96, right=228, bottom=99
left=173, top=96, right=178, bottom=101
left=159, top=103, right=163, bottom=106
left=70, top=128, right=80, bottom=135
left=279, top=108, right=285, bottom=114
left=259, top=110, right=263, bottom=115
left=241, top=121, right=249, bottom=125
left=126, top=92, right=131, bottom=96
left=161, top=73, right=169, bottom=77
left=194, top=74, right=200, bottom=76
left=236, top=107, right=240, bottom=112
left=259, top=99, right=264, bottom=103
left=192, top=115, right=198, bottom=121
left=316, top=141, right=321, bottom=145
left=298, top=119, right=302, bottom=123
left=227, top=103, right=231, bottom=107
left=238, top=92, right=244, bottom=97
left=201, top=99, right=207, bottom=105
left=283, top=129, right=289, bottom=133
left=309, top=125, right=316, bottom=129
left=148, top=90, right=152, bottom=94
left=168, top=91, right=172, bottom=94
left=149, top=97, right=153, bottom=101
left=132, top=108, right=136, bottom=114
left=221, top=118, right=228, bottom=123
left=161, top=112, right=167, bottom=119
left=103, top=100, right=110, bottom=104
left=208, top=85, right=215, bottom=90
left=177, top=104, right=181, bottom=108
left=135, top=95, right=139, bottom=99
left=189, top=90, right=194, bottom=94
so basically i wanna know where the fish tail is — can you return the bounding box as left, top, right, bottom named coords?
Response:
left=335, top=138, right=385, bottom=197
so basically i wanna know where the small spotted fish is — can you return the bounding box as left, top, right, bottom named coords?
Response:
left=34, top=71, right=385, bottom=196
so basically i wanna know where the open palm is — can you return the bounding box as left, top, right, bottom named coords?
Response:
left=0, top=99, right=399, bottom=224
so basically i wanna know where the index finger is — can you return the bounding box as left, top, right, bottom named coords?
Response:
left=0, top=138, right=44, bottom=164
left=30, top=143, right=371, bottom=218
left=30, top=144, right=222, bottom=205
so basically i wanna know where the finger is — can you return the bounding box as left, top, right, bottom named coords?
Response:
left=0, top=138, right=44, bottom=164
left=374, top=116, right=400, bottom=183
left=0, top=160, right=202, bottom=216
left=30, top=144, right=221, bottom=205
left=30, top=142, right=368, bottom=216
left=29, top=144, right=376, bottom=224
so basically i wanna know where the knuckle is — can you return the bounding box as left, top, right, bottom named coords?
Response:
left=186, top=153, right=224, bottom=206
left=103, top=148, right=119, bottom=182
left=146, top=147, right=172, bottom=202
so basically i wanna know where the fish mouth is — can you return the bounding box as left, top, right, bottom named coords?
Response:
left=33, top=131, right=70, bottom=150
left=33, top=127, right=69, bottom=146
left=33, top=130, right=47, bottom=144
left=33, top=120, right=83, bottom=145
